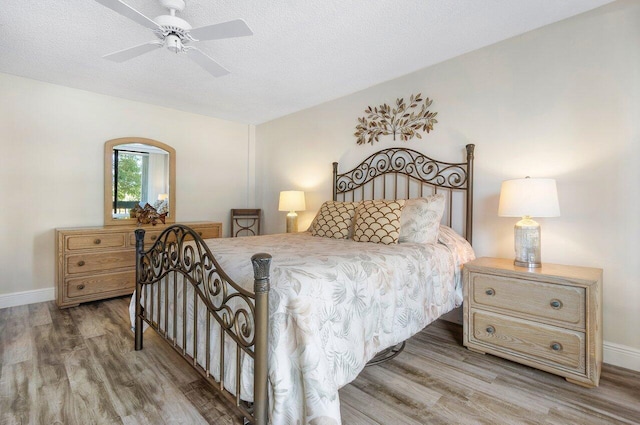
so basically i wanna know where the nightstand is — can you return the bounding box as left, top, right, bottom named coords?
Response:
left=463, top=257, right=603, bottom=387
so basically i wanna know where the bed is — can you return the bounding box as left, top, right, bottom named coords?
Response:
left=132, top=145, right=475, bottom=425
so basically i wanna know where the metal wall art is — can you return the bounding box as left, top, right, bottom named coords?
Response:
left=354, top=93, right=438, bottom=145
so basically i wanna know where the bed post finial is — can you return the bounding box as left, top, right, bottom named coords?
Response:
left=466, top=143, right=475, bottom=158
left=251, top=253, right=271, bottom=425
left=134, top=229, right=146, bottom=351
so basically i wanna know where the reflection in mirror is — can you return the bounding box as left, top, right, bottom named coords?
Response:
left=112, top=144, right=169, bottom=218
left=104, top=137, right=176, bottom=226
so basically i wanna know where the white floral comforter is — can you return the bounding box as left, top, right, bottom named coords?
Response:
left=131, top=227, right=474, bottom=425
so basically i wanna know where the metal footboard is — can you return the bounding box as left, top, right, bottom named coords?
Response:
left=134, top=224, right=270, bottom=425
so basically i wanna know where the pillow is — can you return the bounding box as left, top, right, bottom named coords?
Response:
left=310, top=201, right=359, bottom=239
left=398, top=194, right=446, bottom=244
left=438, top=225, right=469, bottom=246
left=437, top=225, right=476, bottom=270
left=352, top=200, right=405, bottom=245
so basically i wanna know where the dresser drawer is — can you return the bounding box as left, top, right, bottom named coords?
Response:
left=66, top=271, right=136, bottom=299
left=66, top=233, right=127, bottom=251
left=470, top=310, right=585, bottom=373
left=191, top=225, right=221, bottom=239
left=469, top=273, right=585, bottom=328
left=66, top=251, right=135, bottom=274
left=129, top=229, right=165, bottom=246
left=128, top=224, right=221, bottom=246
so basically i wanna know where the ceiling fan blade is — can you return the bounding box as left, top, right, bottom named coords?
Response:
left=103, top=41, right=162, bottom=62
left=189, top=19, right=253, bottom=41
left=187, top=48, right=230, bottom=78
left=94, top=0, right=159, bottom=30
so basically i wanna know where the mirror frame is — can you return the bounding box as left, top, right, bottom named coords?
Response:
left=104, top=137, right=176, bottom=226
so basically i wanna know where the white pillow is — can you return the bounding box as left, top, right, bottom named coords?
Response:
left=398, top=194, right=446, bottom=244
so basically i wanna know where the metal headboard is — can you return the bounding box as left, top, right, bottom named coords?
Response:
left=333, top=144, right=475, bottom=244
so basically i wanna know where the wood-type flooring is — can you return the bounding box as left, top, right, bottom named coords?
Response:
left=1, top=297, right=639, bottom=424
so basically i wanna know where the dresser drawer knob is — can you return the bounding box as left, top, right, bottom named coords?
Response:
left=77, top=284, right=85, bottom=290
left=486, top=326, right=495, bottom=334
left=485, top=288, right=495, bottom=296
left=150, top=235, right=157, bottom=241
left=94, top=238, right=101, bottom=245
left=198, top=232, right=203, bottom=236
left=550, top=299, right=563, bottom=309
left=550, top=342, right=563, bottom=351
left=77, top=260, right=85, bottom=267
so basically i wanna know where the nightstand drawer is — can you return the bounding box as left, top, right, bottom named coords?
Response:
left=67, top=251, right=135, bottom=274
left=469, top=273, right=585, bottom=328
left=470, top=310, right=585, bottom=373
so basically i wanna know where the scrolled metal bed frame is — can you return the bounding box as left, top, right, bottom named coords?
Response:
left=333, top=144, right=474, bottom=243
left=133, top=144, right=475, bottom=425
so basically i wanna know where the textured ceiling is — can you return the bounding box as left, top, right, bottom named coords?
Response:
left=0, top=0, right=613, bottom=124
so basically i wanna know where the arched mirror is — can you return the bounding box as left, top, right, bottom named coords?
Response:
left=104, top=137, right=176, bottom=226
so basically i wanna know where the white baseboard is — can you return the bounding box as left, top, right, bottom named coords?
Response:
left=0, top=287, right=55, bottom=309
left=604, top=341, right=640, bottom=372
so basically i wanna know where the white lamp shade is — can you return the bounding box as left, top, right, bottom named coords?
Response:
left=278, top=191, right=306, bottom=212
left=498, top=178, right=560, bottom=218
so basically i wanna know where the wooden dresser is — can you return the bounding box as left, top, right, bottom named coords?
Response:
left=56, top=222, right=222, bottom=308
left=463, top=257, right=603, bottom=387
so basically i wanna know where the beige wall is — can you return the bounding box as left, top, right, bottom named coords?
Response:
left=0, top=73, right=251, bottom=296
left=256, top=1, right=640, bottom=368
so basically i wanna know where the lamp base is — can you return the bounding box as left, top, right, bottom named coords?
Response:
left=514, top=259, right=541, bottom=268
left=513, top=216, right=542, bottom=268
left=285, top=212, right=298, bottom=233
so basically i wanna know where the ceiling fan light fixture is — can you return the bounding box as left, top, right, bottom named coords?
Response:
left=165, top=33, right=183, bottom=53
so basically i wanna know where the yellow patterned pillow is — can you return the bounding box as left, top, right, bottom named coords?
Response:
left=310, top=201, right=359, bottom=239
left=353, top=200, right=405, bottom=244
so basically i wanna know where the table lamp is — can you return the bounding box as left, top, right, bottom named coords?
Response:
left=279, top=191, right=306, bottom=233
left=498, top=177, right=560, bottom=268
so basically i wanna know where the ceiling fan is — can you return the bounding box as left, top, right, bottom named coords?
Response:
left=95, top=0, right=253, bottom=77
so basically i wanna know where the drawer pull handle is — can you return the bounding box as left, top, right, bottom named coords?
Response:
left=77, top=284, right=85, bottom=290
left=77, top=260, right=85, bottom=267
left=550, top=299, right=563, bottom=309
left=151, top=235, right=157, bottom=241
left=198, top=232, right=203, bottom=236
left=94, top=238, right=101, bottom=245
left=550, top=342, right=563, bottom=351
left=486, top=326, right=495, bottom=334
left=485, top=288, right=495, bottom=296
